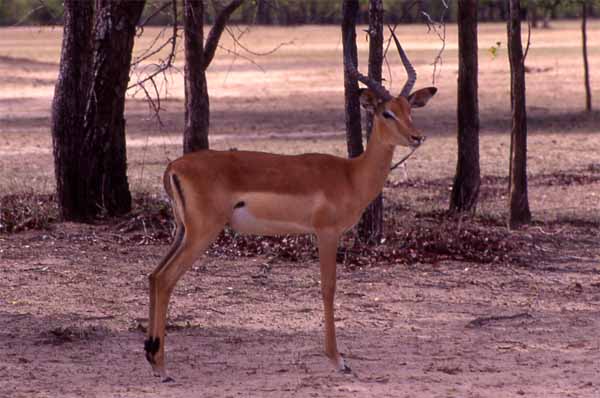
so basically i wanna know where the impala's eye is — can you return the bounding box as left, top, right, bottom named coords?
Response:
left=382, top=110, right=395, bottom=120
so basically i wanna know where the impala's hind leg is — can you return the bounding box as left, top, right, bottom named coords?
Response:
left=146, top=218, right=224, bottom=382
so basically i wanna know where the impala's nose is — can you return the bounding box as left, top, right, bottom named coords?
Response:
left=411, top=135, right=426, bottom=146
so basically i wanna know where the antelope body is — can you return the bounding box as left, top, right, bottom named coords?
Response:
left=145, top=30, right=437, bottom=381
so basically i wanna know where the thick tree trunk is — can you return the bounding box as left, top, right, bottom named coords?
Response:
left=183, top=0, right=210, bottom=153
left=507, top=0, right=531, bottom=228
left=450, top=0, right=480, bottom=213
left=51, top=0, right=94, bottom=221
left=582, top=1, right=592, bottom=112
left=79, top=0, right=145, bottom=219
left=341, top=0, right=363, bottom=158
left=358, top=0, right=384, bottom=244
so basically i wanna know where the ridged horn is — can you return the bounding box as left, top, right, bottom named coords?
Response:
left=389, top=26, right=417, bottom=97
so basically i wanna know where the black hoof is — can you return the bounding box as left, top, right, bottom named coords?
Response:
left=162, top=376, right=175, bottom=383
left=339, top=353, right=352, bottom=374
left=144, top=337, right=160, bottom=364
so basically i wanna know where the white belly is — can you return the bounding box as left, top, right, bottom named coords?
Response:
left=230, top=206, right=313, bottom=235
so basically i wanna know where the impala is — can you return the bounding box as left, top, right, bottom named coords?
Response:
left=145, top=30, right=436, bottom=381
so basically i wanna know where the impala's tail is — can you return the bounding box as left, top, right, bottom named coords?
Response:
left=163, top=167, right=188, bottom=231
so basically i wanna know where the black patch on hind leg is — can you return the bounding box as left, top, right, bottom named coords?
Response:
left=234, top=201, right=245, bottom=209
left=144, top=337, right=160, bottom=364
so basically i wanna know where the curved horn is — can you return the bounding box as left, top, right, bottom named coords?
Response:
left=343, top=34, right=393, bottom=101
left=389, top=26, right=416, bottom=97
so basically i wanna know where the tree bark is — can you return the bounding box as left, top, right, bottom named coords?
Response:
left=450, top=0, right=480, bottom=213
left=51, top=0, right=94, bottom=221
left=341, top=0, right=364, bottom=159
left=183, top=0, right=244, bottom=153
left=582, top=1, right=592, bottom=112
left=183, top=0, right=209, bottom=153
left=78, top=0, right=145, bottom=219
left=358, top=0, right=384, bottom=244
left=507, top=0, right=531, bottom=229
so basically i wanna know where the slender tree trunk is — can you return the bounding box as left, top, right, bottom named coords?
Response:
left=183, top=0, right=210, bottom=153
left=450, top=0, right=480, bottom=213
left=358, top=0, right=384, bottom=244
left=78, top=0, right=145, bottom=219
left=342, top=0, right=363, bottom=158
left=582, top=1, right=592, bottom=112
left=256, top=0, right=271, bottom=25
left=528, top=2, right=539, bottom=28
left=182, top=0, right=244, bottom=153
left=507, top=0, right=531, bottom=228
left=542, top=8, right=551, bottom=28
left=365, top=0, right=383, bottom=142
left=51, top=0, right=94, bottom=221
left=401, top=1, right=413, bottom=23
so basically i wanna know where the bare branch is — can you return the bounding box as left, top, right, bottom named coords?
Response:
left=139, top=75, right=164, bottom=126
left=382, top=25, right=397, bottom=93
left=128, top=0, right=179, bottom=91
left=523, top=12, right=532, bottom=63
left=132, top=28, right=176, bottom=66
left=225, top=26, right=295, bottom=57
left=138, top=1, right=172, bottom=33
left=220, top=23, right=293, bottom=83
left=12, top=5, right=46, bottom=26
left=390, top=146, right=418, bottom=171
left=421, top=0, right=448, bottom=85
left=203, top=0, right=245, bottom=69
left=12, top=0, right=63, bottom=27
left=217, top=44, right=266, bottom=72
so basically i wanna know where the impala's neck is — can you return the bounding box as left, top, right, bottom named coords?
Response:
left=351, top=118, right=395, bottom=207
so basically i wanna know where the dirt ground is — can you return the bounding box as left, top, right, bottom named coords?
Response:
left=1, top=22, right=600, bottom=397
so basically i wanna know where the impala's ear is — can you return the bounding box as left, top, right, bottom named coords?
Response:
left=406, top=87, right=437, bottom=108
left=359, top=88, right=380, bottom=114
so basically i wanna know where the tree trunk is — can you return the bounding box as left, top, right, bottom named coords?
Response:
left=256, top=0, right=272, bottom=25
left=183, top=0, right=210, bottom=153
left=542, top=8, right=551, bottom=28
left=358, top=0, right=384, bottom=244
left=450, top=0, right=480, bottom=213
left=341, top=0, right=363, bottom=159
left=51, top=0, right=94, bottom=221
left=507, top=0, right=531, bottom=229
left=582, top=1, right=592, bottom=112
left=401, top=1, right=414, bottom=23
left=499, top=1, right=507, bottom=21
left=528, top=2, right=539, bottom=28
left=79, top=0, right=145, bottom=219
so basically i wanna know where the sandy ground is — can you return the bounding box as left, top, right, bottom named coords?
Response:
left=1, top=22, right=600, bottom=397
left=1, top=222, right=599, bottom=398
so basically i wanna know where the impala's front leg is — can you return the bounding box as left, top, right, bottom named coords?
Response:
left=317, top=232, right=351, bottom=373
